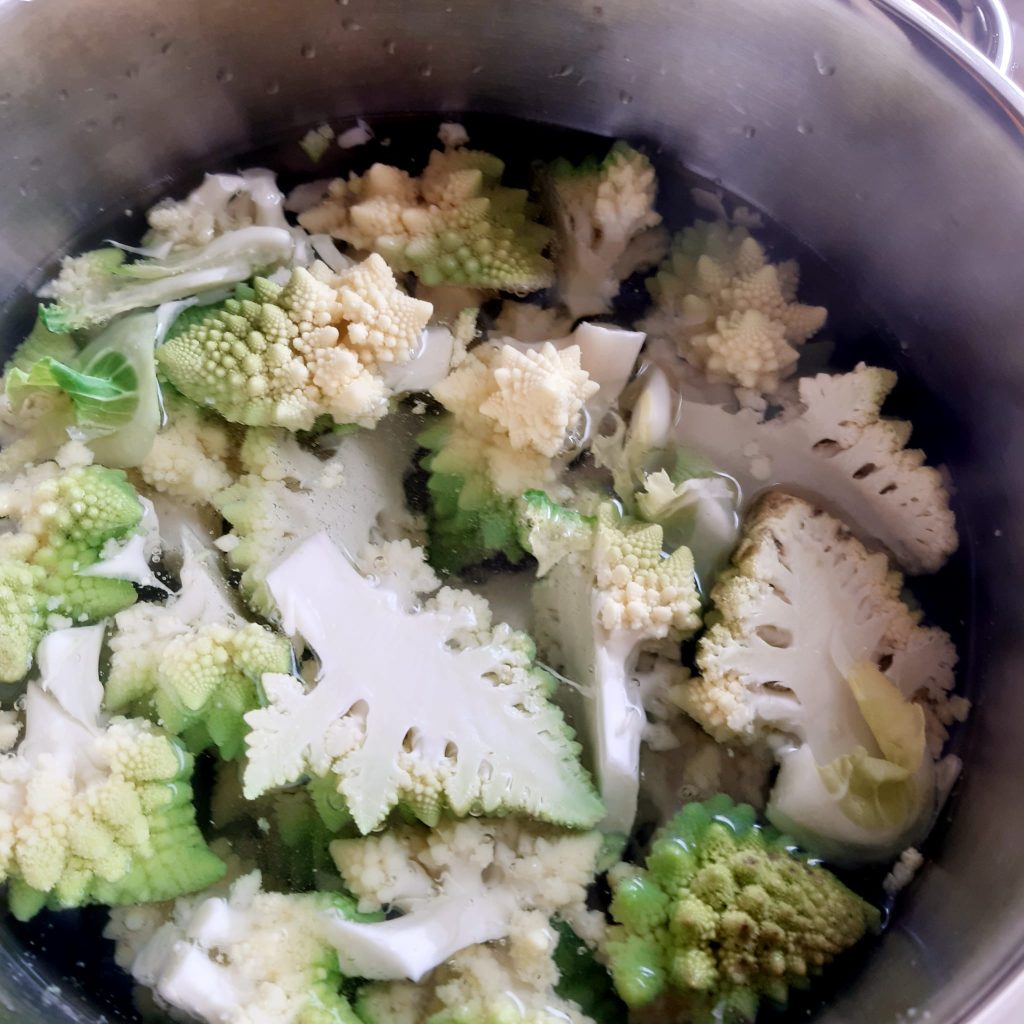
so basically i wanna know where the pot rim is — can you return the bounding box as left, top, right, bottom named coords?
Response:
left=875, top=0, right=1024, bottom=122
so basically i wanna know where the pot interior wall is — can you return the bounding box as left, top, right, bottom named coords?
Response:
left=1, top=0, right=1023, bottom=1021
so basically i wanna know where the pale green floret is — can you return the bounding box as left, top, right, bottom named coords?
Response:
left=39, top=226, right=295, bottom=332
left=544, top=140, right=668, bottom=319
left=243, top=532, right=604, bottom=834
left=0, top=462, right=144, bottom=682
left=533, top=502, right=702, bottom=833
left=105, top=870, right=378, bottom=1024
left=604, top=795, right=880, bottom=1020
left=0, top=626, right=224, bottom=921
left=105, top=536, right=292, bottom=760
left=298, top=149, right=554, bottom=292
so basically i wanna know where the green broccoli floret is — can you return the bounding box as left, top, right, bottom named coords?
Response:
left=104, top=536, right=292, bottom=760
left=0, top=463, right=144, bottom=682
left=299, top=148, right=554, bottom=292
left=604, top=795, right=880, bottom=1020
left=0, top=626, right=225, bottom=921
left=544, top=141, right=667, bottom=319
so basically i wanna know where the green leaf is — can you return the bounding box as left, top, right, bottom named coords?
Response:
left=4, top=313, right=77, bottom=376
left=9, top=353, right=137, bottom=438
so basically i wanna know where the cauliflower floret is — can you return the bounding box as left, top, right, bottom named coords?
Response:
left=544, top=140, right=668, bottom=319
left=493, top=301, right=575, bottom=343
left=358, top=933, right=601, bottom=1024
left=532, top=503, right=702, bottom=833
left=676, top=492, right=967, bottom=864
left=105, top=870, right=374, bottom=1024
left=157, top=255, right=433, bottom=430
left=242, top=532, right=603, bottom=834
left=145, top=168, right=293, bottom=251
left=665, top=363, right=958, bottom=574
left=0, top=626, right=223, bottom=921
left=640, top=219, right=826, bottom=394
left=138, top=393, right=235, bottom=505
left=327, top=818, right=602, bottom=982
left=299, top=149, right=554, bottom=292
left=603, top=796, right=879, bottom=1017
left=215, top=417, right=418, bottom=618
left=105, top=535, right=292, bottom=759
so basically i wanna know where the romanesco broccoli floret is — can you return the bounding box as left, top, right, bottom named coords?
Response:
left=532, top=503, right=702, bottom=833
left=104, top=870, right=376, bottom=1024
left=421, top=338, right=598, bottom=573
left=676, top=492, right=967, bottom=864
left=544, top=141, right=668, bottom=319
left=298, top=148, right=554, bottom=292
left=243, top=532, right=604, bottom=833
left=604, top=795, right=879, bottom=1019
left=0, top=626, right=224, bottom=921
left=0, top=462, right=146, bottom=682
left=38, top=227, right=296, bottom=333
left=328, top=818, right=602, bottom=983
left=640, top=219, right=827, bottom=394
left=669, top=362, right=958, bottom=574
left=216, top=419, right=417, bottom=618
left=157, top=256, right=433, bottom=430
left=105, top=534, right=292, bottom=759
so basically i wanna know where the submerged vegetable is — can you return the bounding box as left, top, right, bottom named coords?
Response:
left=0, top=130, right=970, bottom=1024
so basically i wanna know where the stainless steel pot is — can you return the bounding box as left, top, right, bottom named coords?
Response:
left=0, top=0, right=1022, bottom=1021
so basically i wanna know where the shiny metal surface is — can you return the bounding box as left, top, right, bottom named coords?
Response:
left=0, top=0, right=1023, bottom=1021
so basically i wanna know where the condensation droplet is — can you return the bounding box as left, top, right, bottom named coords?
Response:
left=84, top=119, right=98, bottom=133
left=0, top=93, right=10, bottom=107
left=160, top=40, right=173, bottom=55
left=813, top=50, right=837, bottom=76
left=797, top=118, right=814, bottom=135
left=57, top=89, right=69, bottom=101
left=216, top=67, right=233, bottom=83
left=124, top=64, right=140, bottom=79
left=471, top=64, right=484, bottom=75
left=18, top=182, right=29, bottom=198
left=105, top=91, right=119, bottom=103
left=383, top=39, right=396, bottom=55
left=112, top=115, right=126, bottom=130
left=743, top=125, right=756, bottom=139
left=418, top=63, right=433, bottom=78
left=29, top=157, right=42, bottom=170
left=855, top=189, right=868, bottom=201
left=300, top=43, right=316, bottom=59
left=551, top=63, right=574, bottom=78
left=266, top=80, right=281, bottom=95
left=619, top=90, right=633, bottom=104
left=335, top=0, right=349, bottom=6
left=341, top=17, right=360, bottom=30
